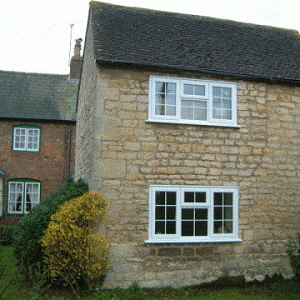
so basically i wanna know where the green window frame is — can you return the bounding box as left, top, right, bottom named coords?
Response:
left=8, top=179, right=41, bottom=214
left=13, top=125, right=41, bottom=152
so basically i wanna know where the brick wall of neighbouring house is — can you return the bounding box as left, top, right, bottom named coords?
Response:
left=76, top=64, right=300, bottom=289
left=0, top=120, right=76, bottom=223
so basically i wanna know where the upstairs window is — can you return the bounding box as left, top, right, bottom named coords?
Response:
left=8, top=179, right=41, bottom=214
left=147, top=185, right=240, bottom=243
left=13, top=126, right=40, bottom=152
left=148, top=76, right=237, bottom=127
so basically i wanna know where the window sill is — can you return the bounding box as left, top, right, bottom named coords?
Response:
left=145, top=238, right=242, bottom=244
left=146, top=119, right=240, bottom=128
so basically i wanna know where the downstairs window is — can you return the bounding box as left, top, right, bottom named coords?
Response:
left=8, top=179, right=41, bottom=214
left=147, top=185, right=240, bottom=243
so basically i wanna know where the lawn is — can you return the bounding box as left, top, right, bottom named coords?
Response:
left=1, top=245, right=300, bottom=300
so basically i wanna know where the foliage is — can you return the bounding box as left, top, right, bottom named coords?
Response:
left=0, top=225, right=16, bottom=245
left=13, top=179, right=89, bottom=277
left=41, top=191, right=109, bottom=292
left=1, top=247, right=300, bottom=300
left=0, top=246, right=22, bottom=299
left=287, top=234, right=300, bottom=278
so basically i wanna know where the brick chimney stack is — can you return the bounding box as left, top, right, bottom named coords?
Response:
left=70, top=38, right=83, bottom=80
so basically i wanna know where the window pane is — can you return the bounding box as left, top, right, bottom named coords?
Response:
left=182, top=209, right=193, bottom=220
left=196, top=192, right=206, bottom=203
left=166, top=206, right=176, bottom=220
left=155, top=82, right=176, bottom=117
left=9, top=182, right=23, bottom=213
left=224, top=193, right=233, bottom=205
left=184, top=192, right=194, bottom=203
left=166, top=83, right=176, bottom=94
left=195, top=209, right=207, bottom=220
left=155, top=221, right=165, bottom=234
left=224, top=221, right=233, bottom=233
left=166, top=221, right=176, bottom=234
left=213, top=192, right=234, bottom=234
left=166, top=105, right=176, bottom=116
left=214, top=221, right=223, bottom=234
left=214, top=193, right=223, bottom=205
left=155, top=104, right=165, bottom=115
left=223, top=99, right=232, bottom=109
left=182, top=221, right=193, bottom=236
left=223, top=88, right=232, bottom=98
left=214, top=207, right=223, bottom=220
left=156, top=192, right=165, bottom=205
left=184, top=84, right=194, bottom=95
left=181, top=105, right=193, bottom=120
left=195, top=221, right=208, bottom=236
left=213, top=87, right=222, bottom=97
left=213, top=98, right=222, bottom=108
left=154, top=190, right=176, bottom=235
left=224, top=207, right=233, bottom=219
left=166, top=95, right=176, bottom=106
left=155, top=206, right=165, bottom=220
left=181, top=100, right=207, bottom=121
left=166, top=192, right=176, bottom=205
left=212, top=87, right=232, bottom=120
left=155, top=82, right=165, bottom=93
left=195, top=85, right=205, bottom=96
left=183, top=84, right=205, bottom=96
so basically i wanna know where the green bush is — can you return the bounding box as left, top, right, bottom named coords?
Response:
left=287, top=234, right=300, bottom=278
left=41, top=191, right=109, bottom=292
left=13, top=179, right=88, bottom=278
left=0, top=225, right=16, bottom=245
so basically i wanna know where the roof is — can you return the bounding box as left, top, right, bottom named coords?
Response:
left=89, top=1, right=300, bottom=85
left=0, top=71, right=78, bottom=122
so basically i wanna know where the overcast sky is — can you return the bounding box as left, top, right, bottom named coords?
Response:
left=1, top=0, right=299, bottom=74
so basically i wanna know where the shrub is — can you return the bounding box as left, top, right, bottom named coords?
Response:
left=287, top=234, right=300, bottom=278
left=0, top=225, right=16, bottom=245
left=13, top=179, right=88, bottom=277
left=41, top=191, right=109, bottom=291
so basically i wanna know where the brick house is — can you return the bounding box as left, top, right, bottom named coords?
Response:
left=0, top=41, right=82, bottom=223
left=75, top=2, right=300, bottom=288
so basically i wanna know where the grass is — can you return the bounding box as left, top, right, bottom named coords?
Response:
left=1, top=245, right=300, bottom=300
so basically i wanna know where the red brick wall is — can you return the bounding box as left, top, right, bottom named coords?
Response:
left=0, top=120, right=76, bottom=222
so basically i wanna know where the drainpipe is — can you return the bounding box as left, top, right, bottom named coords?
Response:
left=67, top=124, right=72, bottom=181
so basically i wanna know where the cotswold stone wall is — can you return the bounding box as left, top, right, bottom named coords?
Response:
left=76, top=65, right=300, bottom=288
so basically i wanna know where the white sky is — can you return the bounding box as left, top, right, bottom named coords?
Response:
left=1, top=0, right=299, bottom=75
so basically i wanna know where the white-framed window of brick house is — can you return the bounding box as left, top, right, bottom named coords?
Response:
left=148, top=76, right=238, bottom=127
left=13, top=126, right=41, bottom=152
left=8, top=179, right=41, bottom=214
left=146, top=185, right=241, bottom=243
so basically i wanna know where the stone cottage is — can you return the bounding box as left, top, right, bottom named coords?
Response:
left=76, top=1, right=300, bottom=288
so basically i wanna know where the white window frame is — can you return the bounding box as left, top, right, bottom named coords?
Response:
left=147, top=185, right=241, bottom=243
left=8, top=180, right=41, bottom=214
left=13, top=126, right=40, bottom=152
left=148, top=76, right=238, bottom=127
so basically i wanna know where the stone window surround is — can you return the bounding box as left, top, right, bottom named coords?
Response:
left=147, top=75, right=238, bottom=127
left=146, top=185, right=241, bottom=244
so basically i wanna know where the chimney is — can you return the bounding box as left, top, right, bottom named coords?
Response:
left=70, top=38, right=83, bottom=80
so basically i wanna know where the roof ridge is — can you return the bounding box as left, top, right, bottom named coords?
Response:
left=0, top=70, right=69, bottom=77
left=90, top=1, right=299, bottom=34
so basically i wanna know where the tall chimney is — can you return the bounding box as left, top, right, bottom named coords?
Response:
left=70, top=38, right=83, bottom=80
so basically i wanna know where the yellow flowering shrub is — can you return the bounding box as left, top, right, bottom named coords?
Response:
left=41, top=191, right=109, bottom=290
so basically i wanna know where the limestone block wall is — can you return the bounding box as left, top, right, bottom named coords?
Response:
left=76, top=65, right=300, bottom=288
